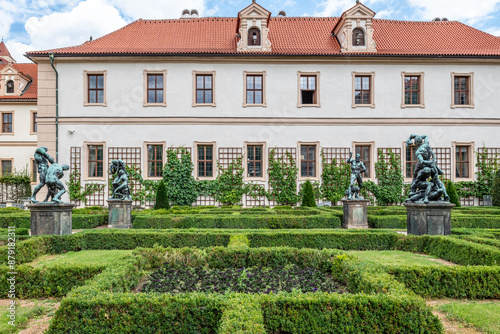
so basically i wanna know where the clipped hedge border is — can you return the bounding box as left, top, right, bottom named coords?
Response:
left=0, top=214, right=107, bottom=229
left=0, top=263, right=106, bottom=298
left=132, top=214, right=341, bottom=229
left=48, top=247, right=441, bottom=334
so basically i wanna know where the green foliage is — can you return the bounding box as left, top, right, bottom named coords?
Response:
left=218, top=294, right=266, bottom=334
left=363, top=149, right=404, bottom=205
left=213, top=156, right=246, bottom=206
left=300, top=180, right=317, bottom=207
left=0, top=169, right=31, bottom=202
left=163, top=148, right=198, bottom=206
left=493, top=170, right=500, bottom=206
left=320, top=152, right=350, bottom=204
left=267, top=149, right=299, bottom=206
left=446, top=180, right=461, bottom=207
left=153, top=180, right=170, bottom=210
left=66, top=168, right=105, bottom=205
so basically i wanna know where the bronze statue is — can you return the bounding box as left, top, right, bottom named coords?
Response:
left=405, top=135, right=450, bottom=203
left=346, top=152, right=366, bottom=200
left=109, top=159, right=131, bottom=200
left=30, top=147, right=69, bottom=203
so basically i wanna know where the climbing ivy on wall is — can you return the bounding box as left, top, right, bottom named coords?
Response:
left=266, top=149, right=300, bottom=206
left=163, top=148, right=198, bottom=206
left=66, top=168, right=105, bottom=205
left=320, top=151, right=350, bottom=205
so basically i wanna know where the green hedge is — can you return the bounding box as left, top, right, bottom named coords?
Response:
left=368, top=215, right=406, bottom=229
left=387, top=265, right=500, bottom=299
left=0, top=214, right=107, bottom=229
left=132, top=214, right=340, bottom=229
left=454, top=236, right=500, bottom=249
left=0, top=263, right=106, bottom=298
left=261, top=293, right=442, bottom=333
left=367, top=214, right=500, bottom=229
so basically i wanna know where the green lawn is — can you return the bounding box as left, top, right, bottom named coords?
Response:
left=346, top=250, right=453, bottom=266
left=439, top=301, right=500, bottom=333
left=31, top=250, right=133, bottom=267
left=0, top=303, right=45, bottom=334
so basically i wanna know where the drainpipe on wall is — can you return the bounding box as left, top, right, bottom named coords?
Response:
left=49, top=53, right=58, bottom=163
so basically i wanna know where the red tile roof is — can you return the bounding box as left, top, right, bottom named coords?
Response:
left=26, top=17, right=500, bottom=58
left=0, top=41, right=13, bottom=59
left=0, top=63, right=38, bottom=100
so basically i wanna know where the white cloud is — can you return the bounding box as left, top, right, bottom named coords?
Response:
left=376, top=9, right=394, bottom=18
left=407, top=0, right=500, bottom=24
left=5, top=40, right=34, bottom=63
left=313, top=0, right=353, bottom=16
left=108, top=0, right=207, bottom=19
left=485, top=27, right=500, bottom=36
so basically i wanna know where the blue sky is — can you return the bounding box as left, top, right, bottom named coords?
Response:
left=2, top=0, right=500, bottom=62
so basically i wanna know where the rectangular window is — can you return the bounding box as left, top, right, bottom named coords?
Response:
left=32, top=112, right=37, bottom=133
left=197, top=145, right=213, bottom=177
left=2, top=113, right=13, bottom=133
left=454, top=76, right=469, bottom=105
left=300, top=75, right=317, bottom=105
left=355, top=145, right=371, bottom=178
left=147, top=74, right=164, bottom=104
left=247, top=145, right=263, bottom=177
left=88, top=145, right=104, bottom=177
left=455, top=146, right=469, bottom=178
left=88, top=74, right=104, bottom=104
left=354, top=76, right=371, bottom=105
left=405, top=145, right=418, bottom=178
left=31, top=160, right=37, bottom=183
left=196, top=74, right=213, bottom=104
left=300, top=145, right=316, bottom=178
left=1, top=160, right=12, bottom=176
left=404, top=76, right=420, bottom=105
left=147, top=144, right=163, bottom=177
left=246, top=75, right=263, bottom=105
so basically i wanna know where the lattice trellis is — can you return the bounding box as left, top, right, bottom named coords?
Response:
left=108, top=147, right=142, bottom=206
left=218, top=147, right=243, bottom=172
left=321, top=147, right=350, bottom=165
left=195, top=195, right=218, bottom=207
left=377, top=147, right=402, bottom=162
left=460, top=196, right=476, bottom=207
left=245, top=191, right=267, bottom=207
left=69, top=147, right=82, bottom=207
left=268, top=147, right=297, bottom=207
left=478, top=147, right=500, bottom=171
left=433, top=147, right=452, bottom=180
left=167, top=147, right=192, bottom=160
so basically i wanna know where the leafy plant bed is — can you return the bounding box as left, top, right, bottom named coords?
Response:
left=142, top=265, right=347, bottom=295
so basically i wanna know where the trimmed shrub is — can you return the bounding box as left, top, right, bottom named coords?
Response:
left=153, top=180, right=170, bottom=210
left=493, top=170, right=500, bottom=206
left=368, top=215, right=406, bottom=229
left=301, top=180, right=317, bottom=207
left=446, top=180, right=461, bottom=207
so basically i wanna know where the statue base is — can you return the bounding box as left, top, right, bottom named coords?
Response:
left=404, top=202, right=455, bottom=236
left=108, top=199, right=132, bottom=229
left=342, top=199, right=369, bottom=229
left=27, top=203, right=75, bottom=236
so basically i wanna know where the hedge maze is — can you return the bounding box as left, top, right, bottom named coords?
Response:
left=1, top=206, right=499, bottom=333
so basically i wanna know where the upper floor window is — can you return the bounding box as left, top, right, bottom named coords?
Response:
left=354, top=75, right=371, bottom=106
left=2, top=113, right=13, bottom=133
left=147, top=74, right=164, bottom=104
left=84, top=71, right=107, bottom=106
left=6, top=80, right=14, bottom=94
left=246, top=75, right=263, bottom=105
left=298, top=72, right=320, bottom=107
left=88, top=145, right=104, bottom=178
left=352, top=28, right=365, bottom=46
left=401, top=72, right=424, bottom=108
left=451, top=73, right=474, bottom=108
left=193, top=72, right=216, bottom=106
left=248, top=28, right=261, bottom=46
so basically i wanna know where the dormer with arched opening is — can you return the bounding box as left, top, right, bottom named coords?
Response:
left=236, top=2, right=271, bottom=52
left=332, top=2, right=377, bottom=53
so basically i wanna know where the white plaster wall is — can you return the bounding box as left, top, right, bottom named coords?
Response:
left=56, top=61, right=500, bottom=120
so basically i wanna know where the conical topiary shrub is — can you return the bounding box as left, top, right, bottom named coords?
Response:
left=445, top=180, right=461, bottom=207
left=492, top=170, right=500, bottom=207
left=301, top=180, right=317, bottom=207
left=154, top=180, right=170, bottom=210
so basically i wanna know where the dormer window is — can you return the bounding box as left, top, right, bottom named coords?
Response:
left=248, top=28, right=261, bottom=46
left=6, top=80, right=14, bottom=94
left=352, top=28, right=365, bottom=46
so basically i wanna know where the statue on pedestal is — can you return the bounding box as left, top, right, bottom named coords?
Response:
left=31, top=147, right=69, bottom=204
left=405, top=134, right=450, bottom=203
left=345, top=152, right=366, bottom=200
left=109, top=159, right=131, bottom=200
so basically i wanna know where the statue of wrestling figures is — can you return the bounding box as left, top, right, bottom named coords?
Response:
left=31, top=147, right=70, bottom=203
left=345, top=152, right=366, bottom=200
left=109, top=159, right=131, bottom=200
left=405, top=134, right=450, bottom=204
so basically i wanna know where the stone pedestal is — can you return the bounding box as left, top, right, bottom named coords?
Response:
left=342, top=199, right=369, bottom=229
left=404, top=202, right=455, bottom=236
left=108, top=199, right=132, bottom=229
left=27, top=203, right=75, bottom=236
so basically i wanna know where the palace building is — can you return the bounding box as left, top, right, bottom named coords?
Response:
left=25, top=2, right=500, bottom=206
